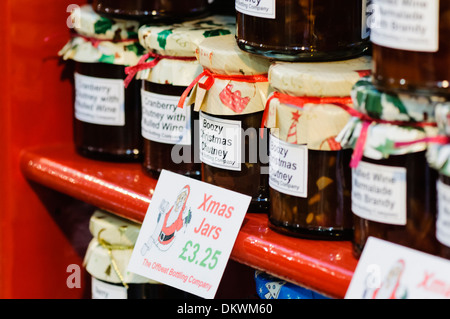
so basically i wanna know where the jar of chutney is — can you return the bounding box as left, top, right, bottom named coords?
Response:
left=132, top=16, right=235, bottom=179
left=337, top=77, right=442, bottom=258
left=93, top=0, right=212, bottom=22
left=264, top=57, right=371, bottom=240
left=182, top=34, right=272, bottom=213
left=59, top=5, right=145, bottom=161
left=236, top=0, right=371, bottom=61
left=371, top=0, right=450, bottom=97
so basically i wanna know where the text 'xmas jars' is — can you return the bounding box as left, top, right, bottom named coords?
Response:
left=181, top=34, right=272, bottom=213
left=371, top=0, right=450, bottom=97
left=236, top=0, right=371, bottom=61
left=128, top=17, right=235, bottom=179
left=84, top=210, right=188, bottom=299
left=59, top=5, right=144, bottom=161
left=92, top=0, right=213, bottom=22
left=264, top=57, right=371, bottom=240
left=337, top=77, right=442, bottom=258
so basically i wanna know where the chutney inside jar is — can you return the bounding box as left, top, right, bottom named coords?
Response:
left=269, top=148, right=353, bottom=240
left=74, top=62, right=142, bottom=162
left=200, top=111, right=269, bottom=213
left=236, top=0, right=370, bottom=61
left=92, top=0, right=211, bottom=22
left=352, top=152, right=439, bottom=259
left=141, top=80, right=200, bottom=179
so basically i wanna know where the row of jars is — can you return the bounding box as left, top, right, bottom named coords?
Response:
left=59, top=2, right=450, bottom=267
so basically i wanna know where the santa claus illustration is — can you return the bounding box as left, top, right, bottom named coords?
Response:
left=363, top=259, right=408, bottom=299
left=140, top=185, right=192, bottom=255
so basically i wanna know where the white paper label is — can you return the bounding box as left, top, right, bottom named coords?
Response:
left=74, top=73, right=125, bottom=126
left=127, top=170, right=251, bottom=299
left=91, top=278, right=127, bottom=299
left=345, top=237, right=450, bottom=299
left=235, top=0, right=276, bottom=19
left=199, top=112, right=241, bottom=171
left=437, top=180, right=450, bottom=248
left=141, top=90, right=191, bottom=145
left=370, top=0, right=439, bottom=52
left=269, top=134, right=308, bottom=198
left=362, top=0, right=373, bottom=39
left=352, top=161, right=407, bottom=225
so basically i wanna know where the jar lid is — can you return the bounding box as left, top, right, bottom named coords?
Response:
left=197, top=34, right=271, bottom=75
left=267, top=97, right=351, bottom=150
left=139, top=58, right=203, bottom=87
left=138, top=15, right=236, bottom=57
left=268, top=56, right=372, bottom=97
left=352, top=77, right=445, bottom=122
left=336, top=117, right=438, bottom=159
left=89, top=210, right=141, bottom=246
left=84, top=239, right=157, bottom=284
left=71, top=4, right=140, bottom=41
left=254, top=271, right=329, bottom=300
left=58, top=36, right=144, bottom=66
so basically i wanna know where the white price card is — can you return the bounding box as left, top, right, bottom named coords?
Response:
left=127, top=170, right=251, bottom=299
left=345, top=237, right=450, bottom=299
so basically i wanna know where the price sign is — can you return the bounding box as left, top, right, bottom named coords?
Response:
left=127, top=170, right=251, bottom=299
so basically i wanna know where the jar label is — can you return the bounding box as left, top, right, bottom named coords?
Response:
left=141, top=90, right=191, bottom=146
left=361, top=0, right=373, bottom=39
left=269, top=134, right=308, bottom=198
left=437, top=180, right=450, bottom=248
left=235, top=0, right=276, bottom=19
left=352, top=161, right=407, bottom=225
left=91, top=278, right=127, bottom=299
left=370, top=0, right=439, bottom=52
left=199, top=112, right=241, bottom=171
left=74, top=73, right=125, bottom=126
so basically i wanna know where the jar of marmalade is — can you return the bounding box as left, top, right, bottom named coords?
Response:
left=59, top=5, right=145, bottom=161
left=371, top=0, right=450, bottom=96
left=93, top=0, right=212, bottom=22
left=184, top=34, right=272, bottom=213
left=236, top=0, right=371, bottom=61
left=135, top=17, right=235, bottom=178
left=265, top=57, right=371, bottom=240
left=428, top=103, right=450, bottom=260
left=337, top=78, right=441, bottom=258
left=85, top=210, right=190, bottom=299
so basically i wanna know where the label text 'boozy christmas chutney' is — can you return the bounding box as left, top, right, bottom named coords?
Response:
left=352, top=161, right=407, bottom=225
left=199, top=112, right=241, bottom=171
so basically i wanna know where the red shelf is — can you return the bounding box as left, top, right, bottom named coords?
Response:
left=19, top=143, right=358, bottom=299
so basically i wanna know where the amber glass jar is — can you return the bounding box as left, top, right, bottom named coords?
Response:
left=236, top=0, right=370, bottom=61
left=352, top=153, right=439, bottom=258
left=371, top=1, right=450, bottom=96
left=142, top=81, right=200, bottom=179
left=200, top=111, right=269, bottom=213
left=74, top=62, right=142, bottom=162
left=93, top=0, right=211, bottom=21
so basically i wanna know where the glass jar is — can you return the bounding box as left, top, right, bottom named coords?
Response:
left=236, top=0, right=371, bottom=61
left=265, top=57, right=371, bottom=239
left=74, top=62, right=142, bottom=161
left=187, top=34, right=272, bottom=213
left=59, top=5, right=145, bottom=161
left=371, top=0, right=450, bottom=96
left=135, top=17, right=235, bottom=178
left=92, top=0, right=212, bottom=22
left=338, top=78, right=441, bottom=258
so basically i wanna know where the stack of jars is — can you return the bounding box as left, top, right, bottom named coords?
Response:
left=337, top=0, right=450, bottom=258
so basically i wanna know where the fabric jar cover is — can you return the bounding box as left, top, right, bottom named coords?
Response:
left=185, top=34, right=272, bottom=116
left=427, top=103, right=450, bottom=177
left=83, top=210, right=157, bottom=284
left=58, top=4, right=145, bottom=66
left=135, top=15, right=236, bottom=87
left=336, top=77, right=439, bottom=162
left=265, top=57, right=372, bottom=150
